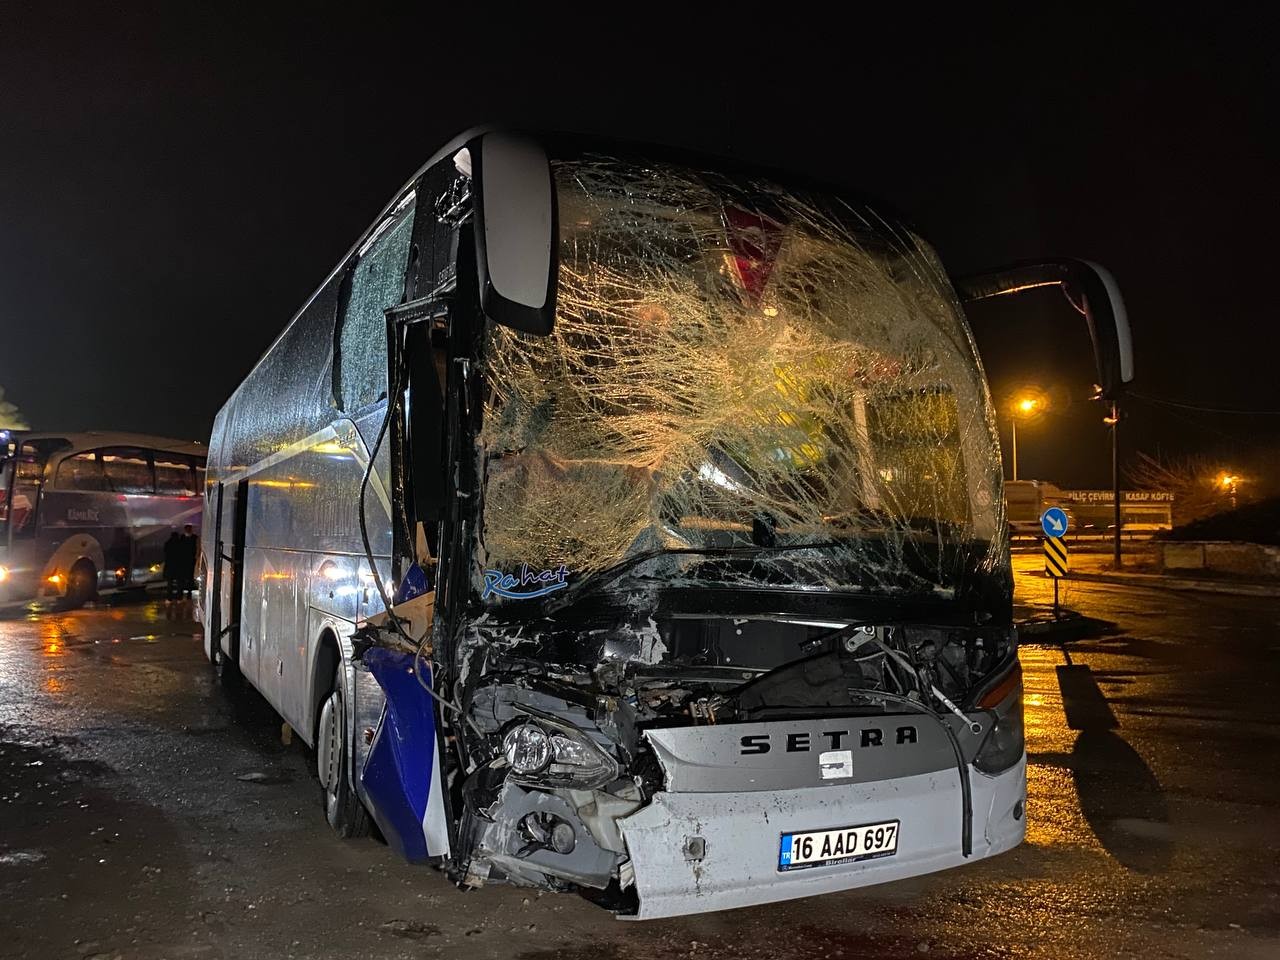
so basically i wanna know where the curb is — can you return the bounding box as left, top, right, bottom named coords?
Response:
left=1016, top=609, right=1116, bottom=642
left=1066, top=571, right=1280, bottom=598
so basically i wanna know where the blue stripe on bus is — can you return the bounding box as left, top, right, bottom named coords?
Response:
left=361, top=647, right=437, bottom=863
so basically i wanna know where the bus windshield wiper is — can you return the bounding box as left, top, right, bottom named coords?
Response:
left=543, top=540, right=846, bottom=616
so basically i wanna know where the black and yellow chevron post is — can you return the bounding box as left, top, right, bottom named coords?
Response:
left=1044, top=536, right=1069, bottom=578
left=1043, top=536, right=1069, bottom=617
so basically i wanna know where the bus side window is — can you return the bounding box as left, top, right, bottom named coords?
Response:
left=56, top=451, right=105, bottom=492
left=155, top=453, right=197, bottom=496
left=101, top=447, right=155, bottom=495
left=336, top=194, right=417, bottom=411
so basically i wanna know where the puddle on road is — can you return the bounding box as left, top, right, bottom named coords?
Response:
left=0, top=849, right=47, bottom=865
left=379, top=919, right=442, bottom=940
left=98, top=632, right=201, bottom=645
left=0, top=731, right=115, bottom=786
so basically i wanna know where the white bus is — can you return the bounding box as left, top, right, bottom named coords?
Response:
left=0, top=431, right=206, bottom=608
left=202, top=130, right=1131, bottom=918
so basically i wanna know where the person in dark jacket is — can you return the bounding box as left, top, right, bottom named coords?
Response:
left=163, top=531, right=184, bottom=602
left=177, top=524, right=199, bottom=595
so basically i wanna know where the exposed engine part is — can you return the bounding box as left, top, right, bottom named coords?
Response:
left=563, top=786, right=643, bottom=854
left=517, top=811, right=576, bottom=856
left=465, top=783, right=617, bottom=890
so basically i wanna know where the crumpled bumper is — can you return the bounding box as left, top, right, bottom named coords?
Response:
left=618, top=757, right=1025, bottom=919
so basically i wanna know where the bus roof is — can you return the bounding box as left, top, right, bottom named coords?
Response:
left=8, top=432, right=207, bottom=461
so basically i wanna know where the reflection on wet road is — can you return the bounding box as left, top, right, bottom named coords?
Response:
left=1, top=573, right=1278, bottom=959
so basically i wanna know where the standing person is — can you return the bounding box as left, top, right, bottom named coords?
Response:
left=178, top=524, right=199, bottom=599
left=162, top=530, right=184, bottom=603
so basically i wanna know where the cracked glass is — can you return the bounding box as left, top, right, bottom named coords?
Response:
left=476, top=157, right=1005, bottom=603
left=338, top=193, right=416, bottom=411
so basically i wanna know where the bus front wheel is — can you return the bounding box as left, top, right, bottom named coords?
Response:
left=63, top=560, right=97, bottom=609
left=316, top=664, right=371, bottom=839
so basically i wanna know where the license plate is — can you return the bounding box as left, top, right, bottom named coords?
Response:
left=778, top=819, right=900, bottom=871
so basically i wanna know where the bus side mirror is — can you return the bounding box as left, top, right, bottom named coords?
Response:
left=463, top=132, right=558, bottom=336
left=954, top=259, right=1133, bottom=400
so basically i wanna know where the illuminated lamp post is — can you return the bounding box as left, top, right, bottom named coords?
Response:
left=1009, top=395, right=1045, bottom=482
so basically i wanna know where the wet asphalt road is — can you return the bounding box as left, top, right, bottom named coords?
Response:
left=2, top=564, right=1278, bottom=960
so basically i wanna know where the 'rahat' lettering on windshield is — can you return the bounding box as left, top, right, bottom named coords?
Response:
left=482, top=563, right=570, bottom=600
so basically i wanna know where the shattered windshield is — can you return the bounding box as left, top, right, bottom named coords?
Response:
left=476, top=156, right=1005, bottom=606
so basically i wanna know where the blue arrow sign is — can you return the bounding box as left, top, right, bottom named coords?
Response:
left=1040, top=506, right=1069, bottom=538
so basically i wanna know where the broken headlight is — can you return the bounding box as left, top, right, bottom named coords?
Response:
left=973, top=660, right=1024, bottom=775
left=503, top=724, right=553, bottom=774
left=501, top=717, right=620, bottom=790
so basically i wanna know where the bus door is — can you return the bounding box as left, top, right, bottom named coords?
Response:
left=6, top=454, right=45, bottom=559
left=206, top=482, right=223, bottom=661
left=0, top=455, right=45, bottom=599
left=209, top=479, right=249, bottom=669
left=0, top=456, right=13, bottom=552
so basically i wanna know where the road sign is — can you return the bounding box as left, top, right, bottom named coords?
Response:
left=1044, top=536, right=1069, bottom=578
left=1040, top=506, right=1069, bottom=538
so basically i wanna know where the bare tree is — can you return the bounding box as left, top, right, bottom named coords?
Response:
left=1127, top=452, right=1246, bottom=526
left=0, top=387, right=29, bottom=430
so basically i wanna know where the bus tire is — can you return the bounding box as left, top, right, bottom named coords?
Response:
left=63, top=560, right=97, bottom=609
left=316, top=664, right=370, bottom=839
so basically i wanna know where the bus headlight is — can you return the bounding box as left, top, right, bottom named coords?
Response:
left=973, top=661, right=1024, bottom=775
left=502, top=719, right=620, bottom=790
left=503, top=724, right=552, bottom=774
left=0, top=565, right=9, bottom=583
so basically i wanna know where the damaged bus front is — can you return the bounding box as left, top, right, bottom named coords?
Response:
left=207, top=130, right=1130, bottom=919
left=360, top=135, right=1031, bottom=919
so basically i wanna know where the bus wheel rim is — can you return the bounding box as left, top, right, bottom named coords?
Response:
left=319, top=697, right=341, bottom=797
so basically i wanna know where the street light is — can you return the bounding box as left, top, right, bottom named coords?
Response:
left=1218, top=472, right=1241, bottom=510
left=1009, top=394, right=1045, bottom=482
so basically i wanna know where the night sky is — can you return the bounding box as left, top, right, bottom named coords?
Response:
left=2, top=9, right=1276, bottom=488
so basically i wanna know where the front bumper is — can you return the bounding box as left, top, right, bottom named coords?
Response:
left=618, top=756, right=1025, bottom=919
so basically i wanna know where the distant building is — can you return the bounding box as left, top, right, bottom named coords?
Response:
left=1005, top=480, right=1173, bottom=536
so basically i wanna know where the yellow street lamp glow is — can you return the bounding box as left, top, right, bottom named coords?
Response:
left=1007, top=391, right=1047, bottom=481
left=1012, top=395, right=1044, bottom=417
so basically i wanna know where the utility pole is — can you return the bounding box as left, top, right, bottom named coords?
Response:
left=1110, top=400, right=1122, bottom=569
left=1009, top=395, right=1042, bottom=482
left=1011, top=417, right=1019, bottom=482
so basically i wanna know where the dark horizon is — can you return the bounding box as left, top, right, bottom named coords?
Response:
left=2, top=10, right=1276, bottom=489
